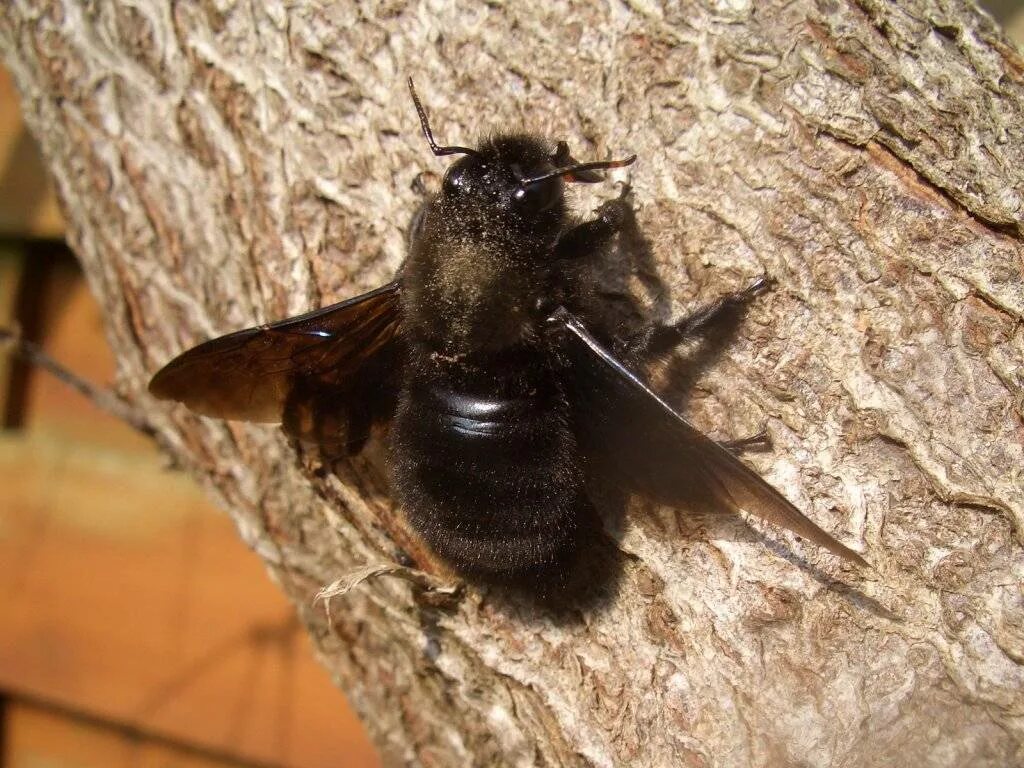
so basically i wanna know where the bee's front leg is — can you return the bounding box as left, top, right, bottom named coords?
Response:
left=553, top=186, right=632, bottom=260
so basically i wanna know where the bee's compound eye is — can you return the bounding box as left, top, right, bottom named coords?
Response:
left=512, top=180, right=558, bottom=214
left=442, top=160, right=476, bottom=196
left=442, top=167, right=461, bottom=195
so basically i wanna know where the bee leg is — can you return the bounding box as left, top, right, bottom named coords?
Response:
left=410, top=170, right=435, bottom=197
left=406, top=171, right=439, bottom=250
left=553, top=190, right=632, bottom=259
left=626, top=275, right=773, bottom=360
left=721, top=428, right=771, bottom=454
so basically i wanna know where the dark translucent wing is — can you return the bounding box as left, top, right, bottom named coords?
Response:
left=279, top=339, right=401, bottom=456
left=149, top=281, right=402, bottom=431
left=553, top=309, right=868, bottom=567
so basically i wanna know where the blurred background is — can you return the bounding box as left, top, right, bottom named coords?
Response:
left=1, top=5, right=1021, bottom=768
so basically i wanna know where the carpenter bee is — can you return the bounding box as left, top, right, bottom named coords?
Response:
left=150, top=80, right=868, bottom=585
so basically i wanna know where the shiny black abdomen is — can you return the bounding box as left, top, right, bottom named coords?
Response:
left=390, top=371, right=586, bottom=580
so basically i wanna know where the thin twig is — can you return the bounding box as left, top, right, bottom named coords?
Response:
left=1, top=326, right=156, bottom=438
left=315, top=563, right=462, bottom=624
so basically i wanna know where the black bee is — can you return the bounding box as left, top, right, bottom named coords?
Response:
left=150, top=80, right=867, bottom=585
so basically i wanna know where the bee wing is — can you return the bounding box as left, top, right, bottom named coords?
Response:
left=553, top=309, right=868, bottom=567
left=149, top=281, right=402, bottom=450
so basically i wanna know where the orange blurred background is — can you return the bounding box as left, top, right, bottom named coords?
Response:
left=0, top=64, right=379, bottom=768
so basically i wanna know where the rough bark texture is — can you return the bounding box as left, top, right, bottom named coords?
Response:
left=3, top=1, right=1023, bottom=766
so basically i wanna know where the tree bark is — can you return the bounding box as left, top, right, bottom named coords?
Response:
left=3, top=1, right=1023, bottom=766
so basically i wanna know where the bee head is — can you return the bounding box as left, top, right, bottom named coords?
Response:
left=408, top=79, right=634, bottom=234
left=438, top=136, right=566, bottom=222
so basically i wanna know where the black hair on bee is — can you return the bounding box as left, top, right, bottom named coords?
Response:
left=150, top=79, right=868, bottom=588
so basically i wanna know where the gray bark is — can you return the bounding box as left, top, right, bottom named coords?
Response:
left=3, top=1, right=1023, bottom=766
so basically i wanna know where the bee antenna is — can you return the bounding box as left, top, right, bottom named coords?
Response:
left=407, top=78, right=482, bottom=160
left=522, top=154, right=637, bottom=187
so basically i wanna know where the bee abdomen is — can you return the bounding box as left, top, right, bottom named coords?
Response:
left=390, top=381, right=584, bottom=580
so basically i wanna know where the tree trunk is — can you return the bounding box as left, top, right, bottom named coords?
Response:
left=3, top=1, right=1023, bottom=766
